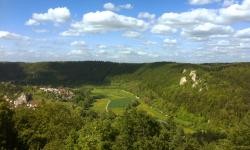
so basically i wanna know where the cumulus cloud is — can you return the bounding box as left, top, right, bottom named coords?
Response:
left=152, top=0, right=250, bottom=33
left=163, top=39, right=177, bottom=45
left=181, top=23, right=234, bottom=40
left=60, top=30, right=81, bottom=36
left=68, top=49, right=85, bottom=55
left=151, top=24, right=177, bottom=34
left=25, top=7, right=70, bottom=26
left=95, top=45, right=160, bottom=62
left=189, top=0, right=221, bottom=5
left=118, top=48, right=158, bottom=58
left=61, top=11, right=147, bottom=36
left=97, top=45, right=108, bottom=49
left=70, top=41, right=86, bottom=47
left=222, top=0, right=238, bottom=7
left=103, top=3, right=116, bottom=11
left=68, top=41, right=89, bottom=55
left=103, top=2, right=133, bottom=12
left=157, top=9, right=218, bottom=28
left=235, top=28, right=250, bottom=38
left=151, top=0, right=250, bottom=39
left=216, top=40, right=230, bottom=46
left=0, top=31, right=29, bottom=40
left=219, top=0, right=250, bottom=23
left=122, top=31, right=141, bottom=38
left=138, top=12, right=156, bottom=20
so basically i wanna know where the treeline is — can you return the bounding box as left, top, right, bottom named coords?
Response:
left=1, top=98, right=239, bottom=150
left=0, top=61, right=142, bottom=86
left=0, top=61, right=250, bottom=149
left=111, top=62, right=250, bottom=148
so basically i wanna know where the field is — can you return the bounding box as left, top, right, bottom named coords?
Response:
left=91, top=87, right=170, bottom=119
left=91, top=88, right=137, bottom=114
left=91, top=87, right=210, bottom=134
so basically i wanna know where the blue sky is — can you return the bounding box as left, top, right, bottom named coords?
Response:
left=0, top=0, right=250, bottom=63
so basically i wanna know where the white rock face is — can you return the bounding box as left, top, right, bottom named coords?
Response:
left=14, top=93, right=28, bottom=107
left=189, top=70, right=197, bottom=82
left=182, top=69, right=187, bottom=74
left=180, top=76, right=187, bottom=86
left=192, top=81, right=198, bottom=88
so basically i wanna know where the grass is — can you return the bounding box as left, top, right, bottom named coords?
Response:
left=137, top=102, right=167, bottom=120
left=91, top=87, right=170, bottom=119
left=109, top=98, right=133, bottom=108
left=91, top=88, right=136, bottom=114
left=92, top=98, right=109, bottom=113
left=90, top=86, right=207, bottom=134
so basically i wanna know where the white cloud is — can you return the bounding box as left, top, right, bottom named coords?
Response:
left=216, top=40, right=230, bottom=45
left=239, top=41, right=250, bottom=49
left=68, top=41, right=89, bottom=55
left=60, top=30, right=81, bottom=36
left=68, top=49, right=85, bottom=55
left=189, top=0, right=221, bottom=5
left=235, top=28, right=250, bottom=38
left=0, top=31, right=29, bottom=40
left=122, top=31, right=141, bottom=38
left=151, top=24, right=176, bottom=34
left=222, top=0, right=238, bottom=7
left=103, top=2, right=133, bottom=11
left=103, top=3, right=116, bottom=11
left=151, top=0, right=250, bottom=40
left=158, top=9, right=218, bottom=27
left=181, top=23, right=234, bottom=40
left=26, top=19, right=39, bottom=26
left=97, top=49, right=108, bottom=55
left=163, top=38, right=177, bottom=45
left=219, top=0, right=250, bottom=23
left=119, top=48, right=158, bottom=58
left=61, top=11, right=147, bottom=36
left=70, top=41, right=86, bottom=47
left=26, top=7, right=70, bottom=26
left=157, top=0, right=250, bottom=26
left=120, top=4, right=133, bottom=9
left=98, top=45, right=107, bottom=49
left=138, top=12, right=155, bottom=20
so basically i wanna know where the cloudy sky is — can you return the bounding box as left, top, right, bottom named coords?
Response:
left=0, top=0, right=250, bottom=63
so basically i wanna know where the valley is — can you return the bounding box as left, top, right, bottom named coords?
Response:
left=0, top=61, right=249, bottom=149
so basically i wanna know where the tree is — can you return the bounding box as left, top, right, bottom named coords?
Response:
left=0, top=99, right=18, bottom=149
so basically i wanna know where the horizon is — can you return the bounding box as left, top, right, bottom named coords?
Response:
left=0, top=60, right=249, bottom=65
left=1, top=0, right=250, bottom=63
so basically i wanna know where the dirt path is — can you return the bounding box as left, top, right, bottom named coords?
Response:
left=106, top=100, right=111, bottom=112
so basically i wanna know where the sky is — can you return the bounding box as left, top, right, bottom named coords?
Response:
left=0, top=0, right=250, bottom=63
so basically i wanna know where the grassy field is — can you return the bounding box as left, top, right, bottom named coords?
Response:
left=90, top=87, right=207, bottom=134
left=137, top=102, right=167, bottom=120
left=91, top=88, right=136, bottom=114
left=91, top=87, right=170, bottom=120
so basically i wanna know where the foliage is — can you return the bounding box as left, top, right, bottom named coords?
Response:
left=0, top=61, right=249, bottom=149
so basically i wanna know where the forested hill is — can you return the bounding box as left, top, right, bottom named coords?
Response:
left=0, top=61, right=249, bottom=86
left=1, top=61, right=249, bottom=129
left=110, top=62, right=250, bottom=127
left=0, top=61, right=250, bottom=149
left=0, top=61, right=143, bottom=85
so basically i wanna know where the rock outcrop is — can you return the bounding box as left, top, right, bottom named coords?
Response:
left=14, top=93, right=29, bottom=107
left=179, top=69, right=208, bottom=91
left=180, top=76, right=187, bottom=86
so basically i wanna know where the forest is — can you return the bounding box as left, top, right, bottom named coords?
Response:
left=0, top=61, right=249, bottom=150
